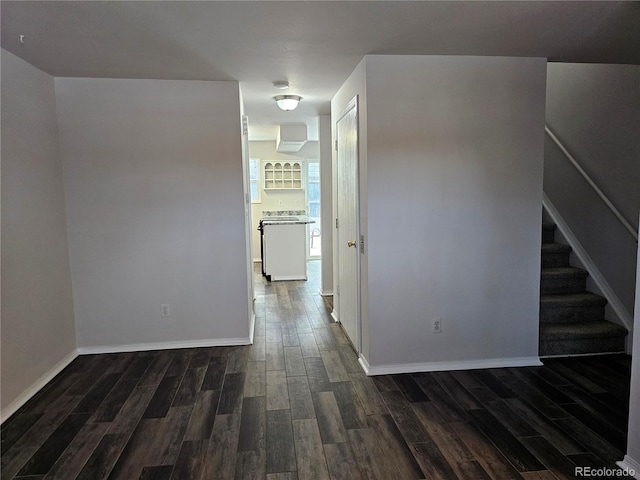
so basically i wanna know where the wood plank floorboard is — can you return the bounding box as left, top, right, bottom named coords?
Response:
left=237, top=396, right=266, bottom=454
left=266, top=409, right=296, bottom=474
left=141, top=376, right=181, bottom=419
left=169, top=439, right=208, bottom=479
left=1, top=261, right=632, bottom=479
left=311, top=392, right=347, bottom=444
left=16, top=413, right=91, bottom=476
left=287, top=376, right=316, bottom=421
left=330, top=381, right=369, bottom=430
left=74, top=433, right=129, bottom=480
left=138, top=465, right=174, bottom=480
left=200, top=356, right=227, bottom=391
left=410, top=402, right=476, bottom=468
left=91, top=377, right=140, bottom=423
left=202, top=413, right=241, bottom=479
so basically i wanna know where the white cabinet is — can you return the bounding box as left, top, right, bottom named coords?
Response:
left=263, top=223, right=307, bottom=281
left=264, top=161, right=302, bottom=189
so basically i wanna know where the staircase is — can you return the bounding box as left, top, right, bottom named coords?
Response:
left=539, top=222, right=628, bottom=356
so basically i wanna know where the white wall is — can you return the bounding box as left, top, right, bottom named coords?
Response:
left=334, top=55, right=547, bottom=372
left=55, top=77, right=250, bottom=350
left=545, top=63, right=640, bottom=320
left=1, top=50, right=77, bottom=418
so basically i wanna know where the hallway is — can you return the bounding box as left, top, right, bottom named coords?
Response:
left=0, top=261, right=631, bottom=479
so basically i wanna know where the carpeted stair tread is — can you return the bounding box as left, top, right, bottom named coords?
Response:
left=540, top=267, right=589, bottom=295
left=540, top=267, right=588, bottom=279
left=541, top=243, right=572, bottom=253
left=541, top=242, right=572, bottom=268
left=540, top=320, right=628, bottom=341
left=542, top=222, right=557, bottom=232
left=540, top=292, right=607, bottom=307
left=539, top=321, right=627, bottom=356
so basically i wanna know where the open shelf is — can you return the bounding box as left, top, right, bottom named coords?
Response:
left=264, top=161, right=303, bottom=189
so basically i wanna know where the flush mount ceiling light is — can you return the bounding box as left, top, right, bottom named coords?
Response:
left=274, top=95, right=302, bottom=111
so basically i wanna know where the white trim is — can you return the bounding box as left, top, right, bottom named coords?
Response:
left=617, top=456, right=640, bottom=479
left=319, top=289, right=333, bottom=297
left=249, top=313, right=256, bottom=344
left=541, top=351, right=625, bottom=359
left=1, top=349, right=79, bottom=424
left=77, top=337, right=252, bottom=355
left=331, top=310, right=339, bottom=323
left=358, top=354, right=371, bottom=374
left=543, top=193, right=634, bottom=333
left=358, top=355, right=542, bottom=376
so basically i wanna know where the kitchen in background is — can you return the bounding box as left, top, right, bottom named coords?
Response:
left=248, top=126, right=321, bottom=267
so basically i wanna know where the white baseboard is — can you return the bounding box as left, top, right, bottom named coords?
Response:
left=77, top=337, right=252, bottom=355
left=1, top=349, right=79, bottom=424
left=358, top=355, right=371, bottom=374
left=358, top=355, right=542, bottom=376
left=249, top=313, right=256, bottom=344
left=331, top=310, right=339, bottom=323
left=319, top=289, right=333, bottom=297
left=543, top=194, right=634, bottom=334
left=617, top=456, right=640, bottom=479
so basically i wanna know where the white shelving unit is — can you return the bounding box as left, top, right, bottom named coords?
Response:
left=264, top=161, right=303, bottom=190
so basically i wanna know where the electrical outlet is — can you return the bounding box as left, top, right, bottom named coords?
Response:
left=161, top=304, right=170, bottom=317
left=432, top=317, right=442, bottom=333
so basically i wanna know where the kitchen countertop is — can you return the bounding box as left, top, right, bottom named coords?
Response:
left=261, top=215, right=315, bottom=225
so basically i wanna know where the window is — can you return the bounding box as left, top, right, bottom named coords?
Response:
left=249, top=158, right=261, bottom=203
left=307, top=161, right=321, bottom=257
left=307, top=162, right=320, bottom=217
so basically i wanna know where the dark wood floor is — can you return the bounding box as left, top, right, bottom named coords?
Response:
left=1, top=261, right=631, bottom=480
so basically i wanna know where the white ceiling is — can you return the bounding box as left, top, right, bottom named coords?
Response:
left=2, top=1, right=638, bottom=140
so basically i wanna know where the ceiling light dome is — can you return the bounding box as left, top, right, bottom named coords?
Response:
left=275, top=95, right=301, bottom=111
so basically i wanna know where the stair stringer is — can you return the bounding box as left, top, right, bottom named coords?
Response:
left=543, top=193, right=633, bottom=353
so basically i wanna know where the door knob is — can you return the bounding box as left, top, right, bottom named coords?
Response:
left=347, top=240, right=357, bottom=248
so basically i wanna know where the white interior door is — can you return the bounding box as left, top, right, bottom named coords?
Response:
left=336, top=97, right=359, bottom=350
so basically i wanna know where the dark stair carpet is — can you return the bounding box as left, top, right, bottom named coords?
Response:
left=539, top=222, right=627, bottom=356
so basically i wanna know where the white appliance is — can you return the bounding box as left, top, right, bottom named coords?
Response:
left=260, top=216, right=314, bottom=281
